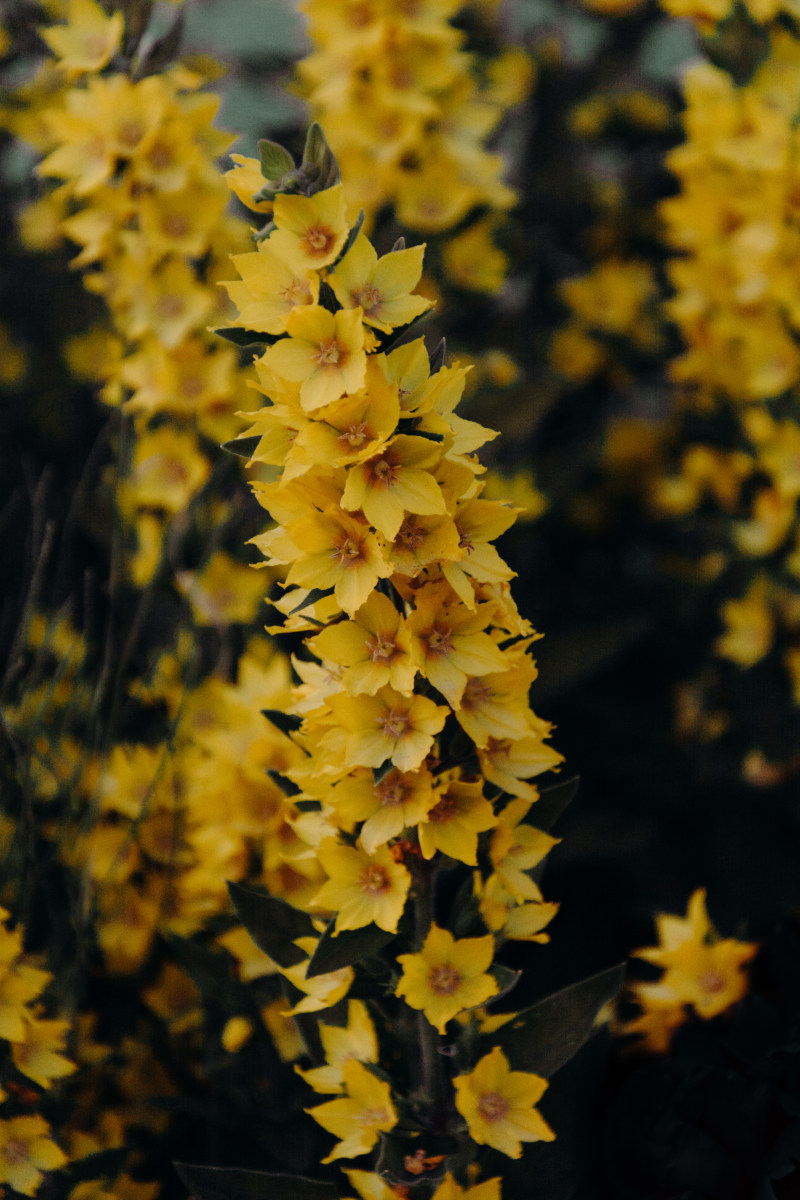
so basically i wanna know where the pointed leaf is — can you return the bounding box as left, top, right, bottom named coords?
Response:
left=303, top=122, right=341, bottom=190
left=488, top=965, right=522, bottom=1004
left=428, top=338, right=446, bottom=373
left=375, top=311, right=431, bottom=354
left=258, top=139, right=294, bottom=181
left=533, top=777, right=579, bottom=832
left=227, top=881, right=312, bottom=968
left=137, top=10, right=183, bottom=75
left=317, top=280, right=341, bottom=314
left=330, top=209, right=365, bottom=270
left=373, top=760, right=394, bottom=785
left=174, top=1164, right=339, bottom=1200
left=492, top=963, right=625, bottom=1078
left=261, top=709, right=302, bottom=736
left=305, top=918, right=394, bottom=978
left=391, top=237, right=407, bottom=252
left=289, top=587, right=334, bottom=615
left=267, top=769, right=300, bottom=797
left=221, top=436, right=261, bottom=460
left=214, top=326, right=279, bottom=349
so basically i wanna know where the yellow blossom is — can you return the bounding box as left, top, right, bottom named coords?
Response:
left=263, top=304, right=367, bottom=412
left=453, top=1046, right=554, bottom=1158
left=325, top=686, right=448, bottom=772
left=330, top=234, right=433, bottom=332
left=40, top=0, right=124, bottom=76
left=396, top=925, right=498, bottom=1033
left=269, top=184, right=349, bottom=273
left=307, top=1058, right=398, bottom=1163
left=313, top=840, right=411, bottom=933
left=0, top=1115, right=68, bottom=1196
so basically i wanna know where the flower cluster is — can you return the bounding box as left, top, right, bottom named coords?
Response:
left=217, top=127, right=582, bottom=1191
left=654, top=23, right=800, bottom=774
left=0, top=908, right=71, bottom=1197
left=16, top=0, right=256, bottom=590
left=619, top=889, right=758, bottom=1053
left=294, top=0, right=532, bottom=290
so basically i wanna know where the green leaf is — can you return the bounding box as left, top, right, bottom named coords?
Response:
left=489, top=964, right=522, bottom=1004
left=289, top=587, right=334, bottom=614
left=261, top=709, right=302, bottom=736
left=303, top=122, right=341, bottom=190
left=409, top=429, right=444, bottom=443
left=375, top=311, right=431, bottom=354
left=174, top=1164, right=339, bottom=1200
left=122, top=0, right=154, bottom=56
left=221, top=435, right=261, bottom=460
left=258, top=138, right=294, bottom=181
left=267, top=769, right=300, bottom=797
left=329, top=209, right=365, bottom=270
left=305, top=918, right=394, bottom=978
left=493, top=963, right=625, bottom=1078
left=214, top=326, right=278, bottom=349
left=533, top=776, right=579, bottom=832
left=373, top=760, right=394, bottom=785
left=317, top=280, right=341, bottom=313
left=167, top=937, right=234, bottom=1004
left=136, top=9, right=184, bottom=76
left=428, top=337, right=446, bottom=373
left=227, top=881, right=312, bottom=968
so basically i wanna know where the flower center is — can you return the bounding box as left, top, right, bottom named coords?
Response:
left=313, top=339, right=342, bottom=367
left=368, top=455, right=400, bottom=488
left=378, top=708, right=411, bottom=739
left=118, top=119, right=144, bottom=149
left=377, top=777, right=407, bottom=807
left=457, top=525, right=475, bottom=553
left=303, top=223, right=336, bottom=257
left=698, top=970, right=726, bottom=994
left=461, top=679, right=493, bottom=709
left=332, top=536, right=365, bottom=565
left=427, top=963, right=462, bottom=996
left=359, top=1105, right=390, bottom=1126
left=147, top=142, right=174, bottom=170
left=428, top=792, right=458, bottom=823
left=3, top=1139, right=28, bottom=1165
left=477, top=1091, right=510, bottom=1123
left=366, top=633, right=399, bottom=663
left=279, top=279, right=312, bottom=306
left=162, top=214, right=190, bottom=239
left=395, top=517, right=425, bottom=549
left=359, top=864, right=391, bottom=896
left=339, top=421, right=369, bottom=449
left=155, top=294, right=185, bottom=321
left=352, top=282, right=383, bottom=316
left=422, top=623, right=453, bottom=657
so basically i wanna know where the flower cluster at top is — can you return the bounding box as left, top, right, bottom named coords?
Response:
left=220, top=126, right=566, bottom=1181
left=10, top=0, right=256, bottom=592
left=618, top=889, right=758, bottom=1053
left=652, top=22, right=800, bottom=772
left=293, top=0, right=532, bottom=292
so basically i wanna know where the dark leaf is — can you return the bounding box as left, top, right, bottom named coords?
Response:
left=532, top=777, right=579, bottom=832
left=289, top=587, right=334, bottom=614
left=330, top=209, right=365, bottom=270
left=488, top=965, right=522, bottom=1004
left=214, top=326, right=279, bottom=349
left=373, top=760, right=394, bottom=785
left=221, top=436, right=261, bottom=460
left=493, top=963, right=625, bottom=1077
left=122, top=0, right=153, bottom=55
left=261, top=709, right=302, bottom=736
left=174, top=1164, right=339, bottom=1200
left=391, top=237, right=407, bottom=252
left=136, top=9, right=183, bottom=76
left=375, top=311, right=431, bottom=354
left=306, top=918, right=394, bottom=978
left=303, top=122, right=341, bottom=190
left=428, top=338, right=446, bottom=373
left=227, top=881, right=312, bottom=968
left=318, top=280, right=341, bottom=313
left=258, top=138, right=294, bottom=181
left=410, top=429, right=444, bottom=443
left=168, top=937, right=234, bottom=1003
left=267, top=770, right=300, bottom=797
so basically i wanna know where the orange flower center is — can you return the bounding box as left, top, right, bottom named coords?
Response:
left=332, top=535, right=365, bottom=565
left=303, top=223, right=336, bottom=257
left=313, top=339, right=343, bottom=367
left=351, top=282, right=383, bottom=317
left=162, top=214, right=190, bottom=238
left=422, top=623, right=453, bottom=657
left=366, top=632, right=400, bottom=663
left=359, top=863, right=391, bottom=896
left=147, top=142, right=174, bottom=170
left=3, top=1139, right=28, bottom=1165
left=477, top=1091, right=510, bottom=1123
left=461, top=679, right=493, bottom=709
left=395, top=517, right=425, bottom=549
left=427, top=963, right=462, bottom=996
left=83, top=33, right=111, bottom=58
left=154, top=294, right=185, bottom=321
left=698, top=970, right=726, bottom=994
left=118, top=119, right=144, bottom=149
left=368, top=454, right=400, bottom=488
left=457, top=525, right=475, bottom=553
left=378, top=708, right=411, bottom=739
left=279, top=279, right=312, bottom=306
left=428, top=792, right=458, bottom=823
left=377, top=776, right=408, bottom=807
left=339, top=421, right=369, bottom=449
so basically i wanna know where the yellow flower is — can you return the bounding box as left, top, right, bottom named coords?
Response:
left=307, top=1058, right=398, bottom=1163
left=0, top=1115, right=68, bottom=1196
left=431, top=1176, right=501, bottom=1200
left=330, top=234, right=433, bottom=332
left=417, top=778, right=496, bottom=864
left=633, top=888, right=758, bottom=1020
left=281, top=937, right=354, bottom=1015
left=715, top=574, right=774, bottom=668
left=118, top=426, right=210, bottom=516
left=326, top=686, right=448, bottom=773
left=341, top=434, right=447, bottom=540
left=263, top=304, right=367, bottom=411
left=10, top=1013, right=76, bottom=1089
left=328, top=766, right=435, bottom=855
left=269, top=184, right=349, bottom=273
left=296, top=999, right=378, bottom=1093
left=407, top=581, right=509, bottom=707
left=396, top=925, right=498, bottom=1033
left=224, top=153, right=274, bottom=213
left=40, top=0, right=124, bottom=76
left=283, top=506, right=391, bottom=616
left=442, top=220, right=509, bottom=294
left=261, top=998, right=305, bottom=1062
left=453, top=1046, right=554, bottom=1158
left=223, top=242, right=320, bottom=336
left=307, top=591, right=419, bottom=697
left=313, top=840, right=411, bottom=934
left=221, top=1016, right=254, bottom=1053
